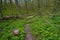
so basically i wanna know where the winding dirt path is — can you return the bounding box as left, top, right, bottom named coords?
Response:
left=25, top=16, right=34, bottom=40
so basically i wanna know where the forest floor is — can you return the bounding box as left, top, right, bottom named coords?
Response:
left=0, top=15, right=60, bottom=40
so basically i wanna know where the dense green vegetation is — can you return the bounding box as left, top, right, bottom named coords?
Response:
left=30, top=15, right=60, bottom=40
left=0, top=0, right=60, bottom=40
left=0, top=19, right=27, bottom=40
left=0, top=15, right=60, bottom=40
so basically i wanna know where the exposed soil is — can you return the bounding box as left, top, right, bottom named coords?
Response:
left=25, top=16, right=34, bottom=40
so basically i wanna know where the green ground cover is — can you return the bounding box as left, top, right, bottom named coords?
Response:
left=30, top=15, right=60, bottom=40
left=0, top=19, right=27, bottom=40
left=0, top=15, right=60, bottom=40
left=0, top=1, right=60, bottom=40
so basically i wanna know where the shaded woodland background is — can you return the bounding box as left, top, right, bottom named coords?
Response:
left=0, top=0, right=60, bottom=17
left=0, top=0, right=60, bottom=40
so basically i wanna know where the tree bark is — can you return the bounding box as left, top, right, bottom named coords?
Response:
left=37, top=0, right=41, bottom=15
left=0, top=0, right=2, bottom=17
left=9, top=0, right=13, bottom=16
left=15, top=0, right=21, bottom=16
left=24, top=0, right=28, bottom=14
left=53, top=0, right=58, bottom=12
left=4, top=0, right=7, bottom=3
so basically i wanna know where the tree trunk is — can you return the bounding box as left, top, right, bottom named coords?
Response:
left=30, top=0, right=33, bottom=10
left=53, top=0, right=58, bottom=13
left=9, top=0, right=13, bottom=16
left=4, top=0, right=7, bottom=11
left=0, top=0, right=2, bottom=17
left=4, top=0, right=7, bottom=3
left=37, top=0, right=41, bottom=15
left=15, top=0, right=21, bottom=16
left=24, top=0, right=28, bottom=14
